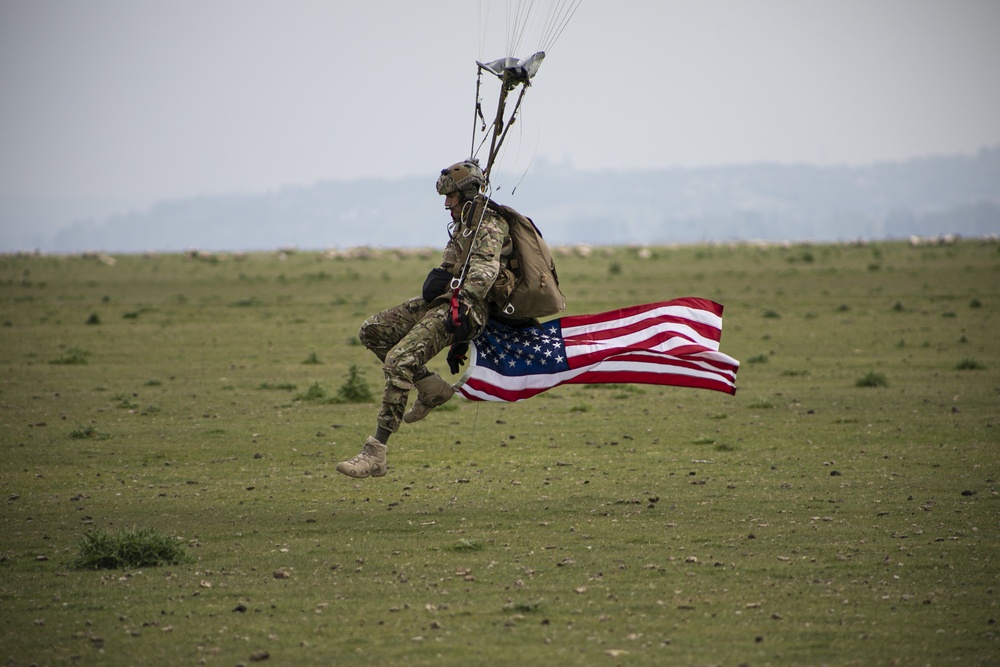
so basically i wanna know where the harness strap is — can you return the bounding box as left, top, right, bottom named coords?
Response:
left=450, top=288, right=462, bottom=328
left=451, top=194, right=490, bottom=291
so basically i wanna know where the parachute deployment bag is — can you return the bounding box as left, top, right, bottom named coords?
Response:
left=494, top=202, right=567, bottom=319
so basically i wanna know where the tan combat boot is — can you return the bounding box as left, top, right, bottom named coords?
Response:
left=403, top=373, right=456, bottom=424
left=336, top=437, right=387, bottom=478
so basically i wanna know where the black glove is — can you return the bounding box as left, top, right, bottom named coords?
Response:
left=447, top=341, right=470, bottom=375
left=443, top=298, right=473, bottom=342
left=422, top=267, right=452, bottom=303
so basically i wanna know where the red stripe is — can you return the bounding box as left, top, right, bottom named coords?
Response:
left=576, top=355, right=739, bottom=385
left=562, top=369, right=737, bottom=395
left=461, top=376, right=551, bottom=401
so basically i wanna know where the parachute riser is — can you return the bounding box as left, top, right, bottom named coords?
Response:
left=481, top=69, right=531, bottom=187
left=470, top=69, right=487, bottom=161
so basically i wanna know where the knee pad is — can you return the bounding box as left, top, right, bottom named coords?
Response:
left=358, top=319, right=378, bottom=349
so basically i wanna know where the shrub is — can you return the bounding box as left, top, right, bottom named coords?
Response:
left=258, top=381, right=297, bottom=391
left=73, top=526, right=193, bottom=570
left=70, top=425, right=109, bottom=440
left=294, top=381, right=331, bottom=403
left=955, top=358, right=985, bottom=371
left=302, top=352, right=322, bottom=365
left=450, top=538, right=484, bottom=552
left=335, top=365, right=373, bottom=403
left=115, top=394, right=138, bottom=409
left=50, top=347, right=90, bottom=365
left=856, top=371, right=889, bottom=388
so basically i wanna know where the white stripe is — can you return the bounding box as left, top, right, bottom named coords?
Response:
left=615, top=348, right=741, bottom=377
left=561, top=305, right=723, bottom=339
left=566, top=323, right=722, bottom=359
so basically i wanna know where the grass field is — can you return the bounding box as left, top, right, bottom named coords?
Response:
left=1, top=239, right=997, bottom=666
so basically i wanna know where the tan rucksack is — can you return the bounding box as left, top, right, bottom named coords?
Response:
left=492, top=201, right=567, bottom=319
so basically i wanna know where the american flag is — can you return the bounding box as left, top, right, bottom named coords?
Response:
left=455, top=298, right=740, bottom=402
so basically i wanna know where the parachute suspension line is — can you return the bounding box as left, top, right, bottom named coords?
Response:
left=474, top=0, right=582, bottom=187
left=477, top=0, right=489, bottom=61
left=472, top=402, right=481, bottom=449
left=486, top=0, right=582, bottom=59
left=507, top=0, right=536, bottom=60
left=508, top=96, right=542, bottom=196
left=538, top=0, right=581, bottom=54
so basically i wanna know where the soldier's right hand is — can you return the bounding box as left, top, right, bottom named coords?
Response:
left=422, top=267, right=452, bottom=302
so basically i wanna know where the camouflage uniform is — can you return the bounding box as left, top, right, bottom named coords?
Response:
left=359, top=202, right=514, bottom=434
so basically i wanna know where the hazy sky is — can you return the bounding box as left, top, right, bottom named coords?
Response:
left=2, top=0, right=999, bottom=206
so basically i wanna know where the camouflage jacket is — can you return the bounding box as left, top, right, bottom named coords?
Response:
left=440, top=201, right=515, bottom=320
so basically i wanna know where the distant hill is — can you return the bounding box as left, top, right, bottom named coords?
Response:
left=21, top=147, right=1000, bottom=253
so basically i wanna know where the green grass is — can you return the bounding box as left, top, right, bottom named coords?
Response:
left=73, top=526, right=194, bottom=570
left=1, top=240, right=998, bottom=666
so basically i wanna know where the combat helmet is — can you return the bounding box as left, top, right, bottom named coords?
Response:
left=436, top=159, right=484, bottom=199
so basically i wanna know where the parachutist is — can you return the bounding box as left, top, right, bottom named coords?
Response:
left=337, top=160, right=520, bottom=479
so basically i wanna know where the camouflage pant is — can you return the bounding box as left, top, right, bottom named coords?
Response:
left=359, top=297, right=453, bottom=434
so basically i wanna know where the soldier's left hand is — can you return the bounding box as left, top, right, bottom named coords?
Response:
left=447, top=341, right=469, bottom=374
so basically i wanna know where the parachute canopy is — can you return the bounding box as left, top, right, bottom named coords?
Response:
left=477, top=51, right=545, bottom=88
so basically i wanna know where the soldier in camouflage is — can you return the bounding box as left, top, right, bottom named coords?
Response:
left=336, top=159, right=516, bottom=478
